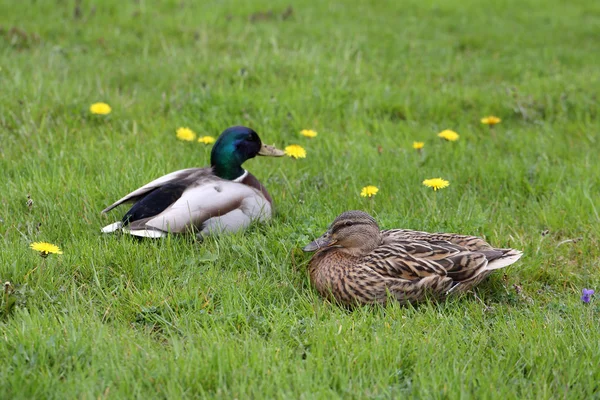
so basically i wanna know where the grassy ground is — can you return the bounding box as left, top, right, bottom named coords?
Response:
left=1, top=0, right=600, bottom=398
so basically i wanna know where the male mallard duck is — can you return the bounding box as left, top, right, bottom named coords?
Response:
left=101, top=126, right=284, bottom=238
left=302, top=211, right=523, bottom=306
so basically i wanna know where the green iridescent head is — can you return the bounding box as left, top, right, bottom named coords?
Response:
left=210, top=126, right=284, bottom=180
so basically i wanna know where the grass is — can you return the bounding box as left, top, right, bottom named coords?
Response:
left=1, top=0, right=600, bottom=398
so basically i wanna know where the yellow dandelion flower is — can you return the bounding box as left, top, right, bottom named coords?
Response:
left=284, top=144, right=306, bottom=159
left=437, top=130, right=459, bottom=141
left=90, top=102, right=111, bottom=115
left=481, top=116, right=501, bottom=125
left=300, top=129, right=318, bottom=138
left=198, top=136, right=216, bottom=145
left=422, top=178, right=450, bottom=191
left=412, top=141, right=425, bottom=150
left=176, top=127, right=196, bottom=142
left=30, top=242, right=63, bottom=258
left=360, top=185, right=379, bottom=198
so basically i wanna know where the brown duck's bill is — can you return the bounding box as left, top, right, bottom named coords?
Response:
left=302, top=234, right=337, bottom=252
left=258, top=143, right=285, bottom=157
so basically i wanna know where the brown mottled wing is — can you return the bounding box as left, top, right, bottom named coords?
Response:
left=382, top=229, right=494, bottom=251
left=362, top=242, right=449, bottom=280
left=375, top=230, right=504, bottom=283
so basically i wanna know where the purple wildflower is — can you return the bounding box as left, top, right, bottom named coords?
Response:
left=581, top=289, right=594, bottom=303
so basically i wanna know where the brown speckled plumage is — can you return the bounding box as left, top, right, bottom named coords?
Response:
left=303, top=211, right=523, bottom=306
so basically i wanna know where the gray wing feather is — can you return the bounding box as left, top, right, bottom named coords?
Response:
left=101, top=168, right=204, bottom=214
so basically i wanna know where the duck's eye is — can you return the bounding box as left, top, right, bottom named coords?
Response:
left=345, top=221, right=353, bottom=227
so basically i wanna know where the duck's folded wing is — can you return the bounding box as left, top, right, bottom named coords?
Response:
left=383, top=239, right=464, bottom=261
left=364, top=244, right=450, bottom=280
left=386, top=236, right=519, bottom=280
left=376, top=238, right=512, bottom=282
left=101, top=168, right=202, bottom=214
left=133, top=181, right=270, bottom=234
left=383, top=229, right=493, bottom=251
left=366, top=238, right=493, bottom=280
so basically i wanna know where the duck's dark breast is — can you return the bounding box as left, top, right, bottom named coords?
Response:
left=242, top=172, right=273, bottom=204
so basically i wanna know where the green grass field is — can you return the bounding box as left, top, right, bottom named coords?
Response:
left=1, top=0, right=600, bottom=398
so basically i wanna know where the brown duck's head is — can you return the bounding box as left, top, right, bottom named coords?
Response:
left=302, top=210, right=381, bottom=257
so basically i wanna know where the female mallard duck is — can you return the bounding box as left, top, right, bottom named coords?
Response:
left=101, top=126, right=284, bottom=238
left=303, top=211, right=523, bottom=306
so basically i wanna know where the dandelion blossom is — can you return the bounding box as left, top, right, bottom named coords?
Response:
left=30, top=242, right=63, bottom=258
left=422, top=178, right=450, bottom=191
left=581, top=288, right=594, bottom=303
left=360, top=186, right=379, bottom=198
left=437, top=130, right=459, bottom=141
left=198, top=136, right=216, bottom=145
left=412, top=141, right=425, bottom=150
left=90, top=102, right=111, bottom=115
left=481, top=116, right=501, bottom=126
left=300, top=129, right=318, bottom=138
left=176, top=127, right=196, bottom=142
left=284, top=144, right=306, bottom=159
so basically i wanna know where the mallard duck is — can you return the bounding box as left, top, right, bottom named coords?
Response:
left=302, top=211, right=523, bottom=306
left=101, top=126, right=284, bottom=238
